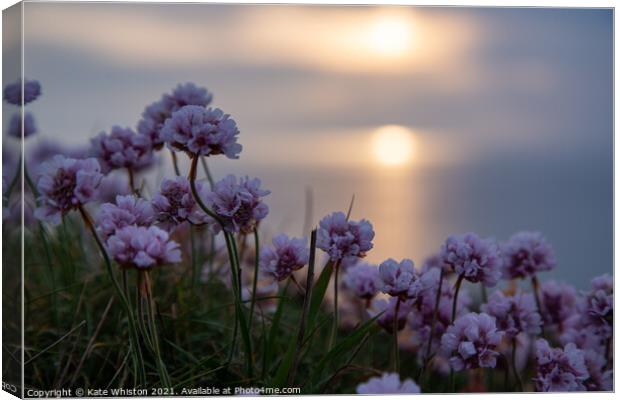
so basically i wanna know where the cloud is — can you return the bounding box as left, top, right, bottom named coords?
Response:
left=24, top=3, right=480, bottom=76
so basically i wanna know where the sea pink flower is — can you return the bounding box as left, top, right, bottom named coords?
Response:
left=91, top=126, right=154, bottom=173
left=534, top=339, right=589, bottom=392
left=539, top=280, right=578, bottom=330
left=582, top=349, right=612, bottom=391
left=106, top=225, right=181, bottom=269
left=97, top=195, right=154, bottom=240
left=259, top=234, right=309, bottom=281
left=161, top=105, right=242, bottom=159
left=581, top=274, right=613, bottom=340
left=317, top=212, right=374, bottom=263
left=137, top=83, right=213, bottom=149
left=356, top=373, right=421, bottom=394
left=152, top=177, right=208, bottom=229
left=501, top=231, right=556, bottom=279
left=440, top=233, right=502, bottom=287
left=379, top=258, right=438, bottom=300
left=481, top=290, right=542, bottom=338
left=440, top=312, right=504, bottom=371
left=3, top=79, right=41, bottom=105
left=201, top=175, right=270, bottom=234
left=8, top=112, right=37, bottom=138
left=34, top=155, right=103, bottom=225
left=343, top=262, right=382, bottom=300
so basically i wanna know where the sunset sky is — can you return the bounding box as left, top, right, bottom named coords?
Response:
left=5, top=3, right=612, bottom=287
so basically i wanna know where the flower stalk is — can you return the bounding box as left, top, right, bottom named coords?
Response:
left=78, top=205, right=147, bottom=385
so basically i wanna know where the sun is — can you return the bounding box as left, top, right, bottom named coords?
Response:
left=367, top=14, right=415, bottom=58
left=371, top=125, right=416, bottom=167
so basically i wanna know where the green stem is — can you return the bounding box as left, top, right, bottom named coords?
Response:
left=392, top=297, right=401, bottom=372
left=451, top=274, right=464, bottom=323
left=449, top=274, right=465, bottom=393
left=249, top=228, right=260, bottom=327
left=511, top=338, right=523, bottom=391
left=187, top=156, right=253, bottom=379
left=418, top=268, right=444, bottom=382
left=200, top=156, right=215, bottom=189
left=288, top=229, right=317, bottom=385
left=143, top=271, right=172, bottom=387
left=531, top=276, right=545, bottom=336
left=127, top=168, right=135, bottom=193
left=190, top=225, right=198, bottom=290
left=170, top=150, right=181, bottom=176
left=330, top=263, right=341, bottom=349
left=78, top=206, right=146, bottom=385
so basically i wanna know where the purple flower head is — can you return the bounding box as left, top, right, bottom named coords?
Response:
left=356, top=373, right=420, bottom=394
left=34, top=156, right=103, bottom=225
left=106, top=225, right=181, bottom=269
left=8, top=112, right=37, bottom=138
left=582, top=349, right=612, bottom=391
left=580, top=274, right=613, bottom=340
left=91, top=126, right=154, bottom=173
left=161, top=105, right=242, bottom=159
left=560, top=321, right=605, bottom=354
left=3, top=79, right=41, bottom=105
left=259, top=234, right=309, bottom=281
left=137, top=83, right=213, bottom=149
left=343, top=262, right=381, bottom=300
left=540, top=280, right=578, bottom=330
left=368, top=297, right=412, bottom=333
left=535, top=339, right=589, bottom=392
left=440, top=233, right=502, bottom=287
left=481, top=290, right=542, bottom=338
left=97, top=195, right=155, bottom=240
left=201, top=175, right=270, bottom=234
left=170, top=82, right=213, bottom=109
left=379, top=258, right=438, bottom=300
left=152, top=177, right=208, bottom=229
left=317, top=212, right=374, bottom=262
left=501, top=231, right=556, bottom=279
left=138, top=98, right=174, bottom=149
left=440, top=312, right=504, bottom=371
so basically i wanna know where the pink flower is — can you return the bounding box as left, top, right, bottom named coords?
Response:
left=91, top=126, right=154, bottom=173
left=152, top=177, right=208, bottom=229
left=259, top=234, right=309, bottom=281
left=34, top=155, right=103, bottom=225
left=200, top=175, right=270, bottom=234
left=343, top=263, right=381, bottom=300
left=137, top=83, right=213, bottom=149
left=539, top=280, right=578, bottom=330
left=535, top=339, right=589, bottom=392
left=501, top=231, right=556, bottom=279
left=317, top=212, right=374, bottom=262
left=3, top=79, right=41, bottom=105
left=356, top=373, right=420, bottom=394
left=440, top=233, right=502, bottom=287
left=106, top=225, right=181, bottom=269
left=161, top=105, right=242, bottom=159
left=481, top=290, right=542, bottom=338
left=97, top=195, right=154, bottom=239
left=379, top=258, right=438, bottom=300
left=440, top=312, right=504, bottom=371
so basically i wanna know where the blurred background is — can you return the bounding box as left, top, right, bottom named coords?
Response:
left=7, top=3, right=612, bottom=288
